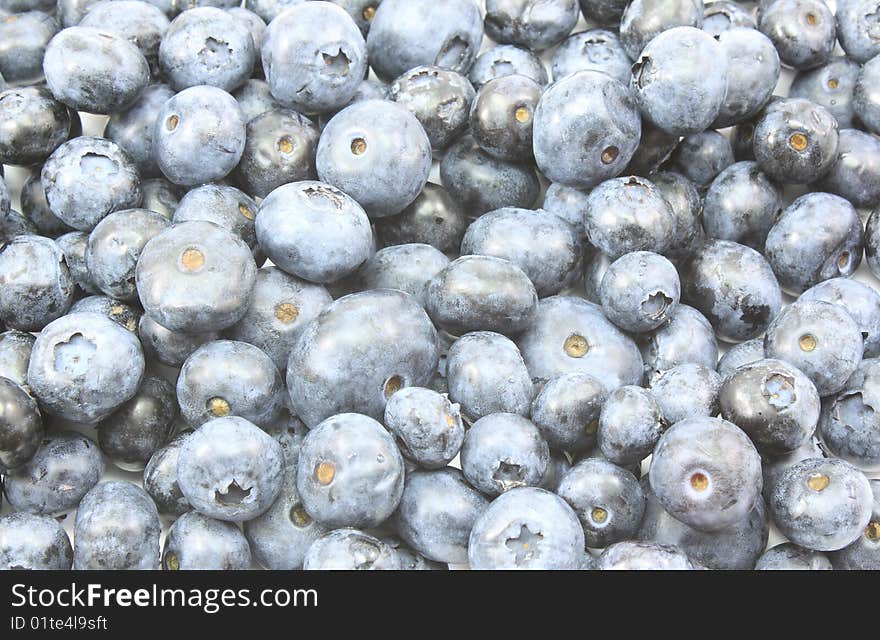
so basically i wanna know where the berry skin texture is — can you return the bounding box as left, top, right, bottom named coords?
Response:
left=630, top=27, right=729, bottom=137
left=533, top=70, right=641, bottom=190
left=649, top=416, right=763, bottom=533
left=296, top=413, right=404, bottom=529
left=770, top=457, right=873, bottom=552
left=468, top=487, right=585, bottom=570
left=177, top=416, right=285, bottom=522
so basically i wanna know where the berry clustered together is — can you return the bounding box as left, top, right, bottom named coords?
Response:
left=0, top=0, right=878, bottom=571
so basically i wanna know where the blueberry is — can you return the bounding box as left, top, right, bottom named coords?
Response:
left=630, top=27, right=729, bottom=136
left=244, top=0, right=303, bottom=22
left=619, top=0, right=704, bottom=61
left=318, top=100, right=431, bottom=217
left=95, top=375, right=176, bottom=471
left=159, top=7, right=254, bottom=92
left=596, top=540, right=697, bottom=570
left=764, top=300, right=863, bottom=397
left=439, top=134, right=541, bottom=217
left=296, top=412, right=404, bottom=528
left=357, top=244, right=449, bottom=307
left=256, top=181, right=372, bottom=283
left=0, top=87, right=76, bottom=166
left=460, top=412, right=550, bottom=496
left=765, top=193, right=863, bottom=295
left=154, top=85, right=246, bottom=186
left=139, top=177, right=180, bottom=219
left=28, top=312, right=144, bottom=422
left=640, top=481, right=769, bottom=570
left=4, top=431, right=103, bottom=516
left=0, top=330, right=34, bottom=387
left=789, top=57, right=860, bottom=128
left=0, top=512, right=72, bottom=570
left=818, top=129, right=880, bottom=209
left=551, top=29, right=631, bottom=85
left=389, top=66, right=475, bottom=151
left=172, top=184, right=261, bottom=261
left=649, top=363, right=722, bottom=425
left=303, top=528, right=400, bottom=570
left=702, top=0, right=756, bottom=36
left=558, top=458, right=645, bottom=548
left=598, top=385, right=664, bottom=466
left=818, top=358, right=880, bottom=471
left=719, top=358, right=820, bottom=456
left=383, top=386, right=463, bottom=469
left=394, top=468, right=488, bottom=564
left=232, top=78, right=282, bottom=122
left=329, top=0, right=383, bottom=36
left=226, top=266, right=332, bottom=373
left=702, top=161, right=783, bottom=250
left=0, top=235, right=73, bottom=331
left=530, top=372, right=606, bottom=453
left=577, top=0, right=628, bottom=25
left=73, top=481, right=161, bottom=570
left=86, top=208, right=170, bottom=301
left=41, top=136, right=142, bottom=232
left=717, top=337, right=764, bottom=378
left=366, top=0, right=483, bottom=82
left=18, top=171, right=73, bottom=237
left=143, top=431, right=191, bottom=516
left=445, top=331, right=534, bottom=423
left=867, top=207, right=880, bottom=280
left=541, top=182, right=589, bottom=241
left=138, top=314, right=217, bottom=367
left=639, top=304, right=719, bottom=384
left=752, top=97, right=839, bottom=184
left=0, top=376, right=42, bottom=472
left=427, top=255, right=538, bottom=337
left=374, top=183, right=468, bottom=254
left=758, top=0, right=836, bottom=70
left=468, top=487, right=585, bottom=569
left=177, top=415, right=284, bottom=521
left=830, top=479, right=880, bottom=569
left=227, top=8, right=266, bottom=64
left=533, top=71, right=641, bottom=190
left=261, top=2, right=366, bottom=114
left=163, top=511, right=251, bottom=570
left=43, top=26, right=149, bottom=115
left=177, top=340, right=284, bottom=429
left=836, top=0, right=880, bottom=63
left=136, top=220, right=257, bottom=333
left=469, top=44, right=548, bottom=90
left=469, top=74, right=539, bottom=163
left=761, top=435, right=825, bottom=502
left=650, top=416, right=762, bottom=532
left=287, top=289, right=439, bottom=427
left=79, top=0, right=171, bottom=74
left=600, top=251, right=680, bottom=333
left=755, top=542, right=833, bottom=570
left=0, top=11, right=58, bottom=86
left=799, top=278, right=880, bottom=358
left=243, top=457, right=328, bottom=570
left=518, top=296, right=644, bottom=390
left=681, top=239, right=782, bottom=343
left=625, top=120, right=683, bottom=175
left=484, top=0, right=579, bottom=51
left=770, top=457, right=873, bottom=551
left=69, top=297, right=139, bottom=334
left=649, top=171, right=704, bottom=262
left=668, top=130, right=734, bottom=190
left=105, top=84, right=176, bottom=178
left=586, top=177, right=675, bottom=259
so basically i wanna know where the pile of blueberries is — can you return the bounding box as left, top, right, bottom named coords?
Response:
left=0, top=0, right=878, bottom=571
